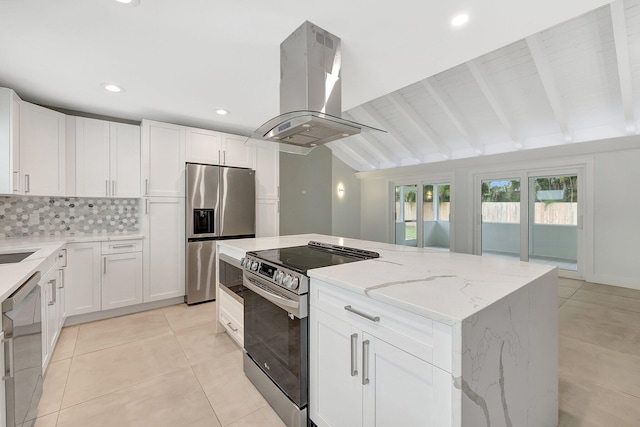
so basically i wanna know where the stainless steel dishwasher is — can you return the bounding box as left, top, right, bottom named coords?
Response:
left=2, top=272, right=43, bottom=427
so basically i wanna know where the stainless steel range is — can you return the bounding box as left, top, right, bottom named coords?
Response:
left=241, top=241, right=379, bottom=427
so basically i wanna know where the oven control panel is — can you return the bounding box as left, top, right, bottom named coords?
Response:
left=240, top=255, right=308, bottom=295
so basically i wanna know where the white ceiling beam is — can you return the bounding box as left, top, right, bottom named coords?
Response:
left=386, top=92, right=451, bottom=158
left=525, top=34, right=572, bottom=142
left=342, top=111, right=400, bottom=165
left=333, top=137, right=380, bottom=169
left=610, top=0, right=636, bottom=135
left=466, top=59, right=522, bottom=150
left=357, top=104, right=423, bottom=161
left=325, top=142, right=368, bottom=171
left=421, top=78, right=483, bottom=153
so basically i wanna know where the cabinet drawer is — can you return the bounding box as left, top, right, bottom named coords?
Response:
left=218, top=287, right=243, bottom=325
left=101, top=239, right=142, bottom=254
left=220, top=305, right=243, bottom=347
left=311, top=279, right=453, bottom=372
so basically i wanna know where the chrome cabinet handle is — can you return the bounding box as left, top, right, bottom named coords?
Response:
left=25, top=174, right=30, bottom=193
left=362, top=339, right=370, bottom=385
left=13, top=171, right=19, bottom=192
left=59, top=269, right=65, bottom=288
left=48, top=279, right=56, bottom=305
left=145, top=199, right=149, bottom=214
left=223, top=150, right=226, bottom=165
left=218, top=150, right=221, bottom=165
left=111, top=244, right=135, bottom=249
left=103, top=257, right=107, bottom=275
left=112, top=180, right=116, bottom=197
left=105, top=180, right=109, bottom=196
left=2, top=337, right=14, bottom=380
left=144, top=178, right=149, bottom=196
left=226, top=322, right=238, bottom=332
left=350, top=333, right=358, bottom=377
left=344, top=305, right=380, bottom=323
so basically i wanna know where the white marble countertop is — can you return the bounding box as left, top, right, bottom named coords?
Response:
left=0, top=233, right=144, bottom=302
left=218, top=234, right=556, bottom=325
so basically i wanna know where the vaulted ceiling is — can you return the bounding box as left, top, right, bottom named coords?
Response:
left=328, top=0, right=640, bottom=171
left=1, top=0, right=631, bottom=173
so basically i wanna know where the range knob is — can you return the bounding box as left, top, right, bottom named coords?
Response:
left=240, top=257, right=246, bottom=267
left=250, top=261, right=259, bottom=271
left=283, top=275, right=293, bottom=288
left=290, top=277, right=300, bottom=290
left=275, top=271, right=285, bottom=284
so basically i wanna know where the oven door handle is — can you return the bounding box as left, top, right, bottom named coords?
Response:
left=243, top=274, right=302, bottom=315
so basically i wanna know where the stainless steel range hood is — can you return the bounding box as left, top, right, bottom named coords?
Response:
left=253, top=21, right=382, bottom=154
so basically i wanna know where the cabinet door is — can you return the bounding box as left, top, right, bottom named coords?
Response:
left=141, top=120, right=185, bottom=197
left=19, top=102, right=65, bottom=196
left=57, top=267, right=66, bottom=329
left=102, top=252, right=143, bottom=310
left=310, top=307, right=363, bottom=427
left=65, top=242, right=102, bottom=316
left=362, top=334, right=452, bottom=427
left=222, top=133, right=254, bottom=168
left=0, top=88, right=21, bottom=195
left=143, top=197, right=185, bottom=301
left=75, top=117, right=110, bottom=197
left=40, top=267, right=58, bottom=372
left=110, top=122, right=141, bottom=197
left=0, top=331, right=5, bottom=427
left=256, top=199, right=279, bottom=237
left=185, top=127, right=222, bottom=164
left=255, top=141, right=279, bottom=199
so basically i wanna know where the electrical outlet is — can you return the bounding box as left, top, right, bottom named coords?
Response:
left=29, top=213, right=40, bottom=225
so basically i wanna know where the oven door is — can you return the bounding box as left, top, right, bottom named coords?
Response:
left=243, top=271, right=308, bottom=408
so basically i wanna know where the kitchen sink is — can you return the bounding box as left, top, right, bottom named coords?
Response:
left=0, top=251, right=35, bottom=264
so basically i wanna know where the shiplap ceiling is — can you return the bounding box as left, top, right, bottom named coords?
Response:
left=0, top=0, right=629, bottom=172
left=330, top=0, right=640, bottom=171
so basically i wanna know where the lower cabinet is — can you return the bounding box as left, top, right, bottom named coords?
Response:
left=309, top=282, right=452, bottom=427
left=0, top=331, right=4, bottom=427
left=41, top=249, right=66, bottom=373
left=143, top=197, right=185, bottom=301
left=66, top=239, right=143, bottom=316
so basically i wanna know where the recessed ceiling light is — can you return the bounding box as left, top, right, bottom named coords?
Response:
left=115, top=0, right=141, bottom=6
left=102, top=83, right=123, bottom=93
left=215, top=109, right=229, bottom=115
left=451, top=13, right=469, bottom=27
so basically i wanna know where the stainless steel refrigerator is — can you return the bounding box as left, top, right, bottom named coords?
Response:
left=186, top=163, right=255, bottom=304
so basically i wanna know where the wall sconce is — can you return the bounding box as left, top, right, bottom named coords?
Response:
left=337, top=183, right=345, bottom=198
left=426, top=190, right=432, bottom=201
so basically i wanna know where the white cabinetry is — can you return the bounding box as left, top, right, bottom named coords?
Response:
left=74, top=117, right=140, bottom=198
left=310, top=280, right=452, bottom=427
left=19, top=102, right=66, bottom=196
left=255, top=141, right=279, bottom=237
left=0, top=331, right=5, bottom=427
left=65, top=242, right=102, bottom=316
left=185, top=127, right=253, bottom=168
left=143, top=197, right=185, bottom=301
left=0, top=87, right=21, bottom=195
left=141, top=120, right=185, bottom=197
left=41, top=248, right=67, bottom=373
left=102, top=240, right=143, bottom=309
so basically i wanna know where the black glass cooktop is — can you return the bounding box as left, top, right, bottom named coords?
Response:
left=248, top=241, right=380, bottom=274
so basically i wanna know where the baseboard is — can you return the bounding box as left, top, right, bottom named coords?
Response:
left=63, top=297, right=185, bottom=326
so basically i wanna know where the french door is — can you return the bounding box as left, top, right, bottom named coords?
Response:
left=394, top=181, right=451, bottom=250
left=477, top=168, right=582, bottom=275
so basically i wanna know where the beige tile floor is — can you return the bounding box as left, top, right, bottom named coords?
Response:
left=32, top=278, right=640, bottom=426
left=32, top=302, right=285, bottom=427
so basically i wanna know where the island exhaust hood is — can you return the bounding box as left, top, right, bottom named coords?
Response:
left=253, top=21, right=382, bottom=154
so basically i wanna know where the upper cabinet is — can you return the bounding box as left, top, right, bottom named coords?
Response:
left=185, top=127, right=253, bottom=169
left=73, top=117, right=140, bottom=198
left=0, top=88, right=20, bottom=194
left=141, top=120, right=186, bottom=197
left=19, top=102, right=66, bottom=196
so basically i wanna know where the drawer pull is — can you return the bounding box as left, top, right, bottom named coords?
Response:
left=111, top=244, right=135, bottom=249
left=226, top=322, right=238, bottom=332
left=362, top=339, right=370, bottom=385
left=344, top=305, right=380, bottom=323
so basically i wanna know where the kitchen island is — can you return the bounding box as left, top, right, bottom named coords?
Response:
left=217, top=234, right=558, bottom=427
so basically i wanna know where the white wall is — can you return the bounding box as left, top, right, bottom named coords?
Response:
left=358, top=135, right=640, bottom=289
left=332, top=155, right=361, bottom=239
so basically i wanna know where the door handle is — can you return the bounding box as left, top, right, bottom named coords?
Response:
left=145, top=199, right=150, bottom=214
left=218, top=150, right=221, bottom=165
left=2, top=336, right=14, bottom=380
left=223, top=150, right=226, bottom=165
left=350, top=333, right=358, bottom=377
left=59, top=269, right=65, bottom=288
left=362, top=339, right=370, bottom=385
left=48, top=279, right=56, bottom=305
left=226, top=322, right=238, bottom=332
left=112, top=180, right=116, bottom=197
left=25, top=174, right=30, bottom=193
left=144, top=179, right=149, bottom=196
left=106, top=180, right=110, bottom=196
left=13, top=171, right=19, bottom=192
left=103, top=257, right=107, bottom=275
